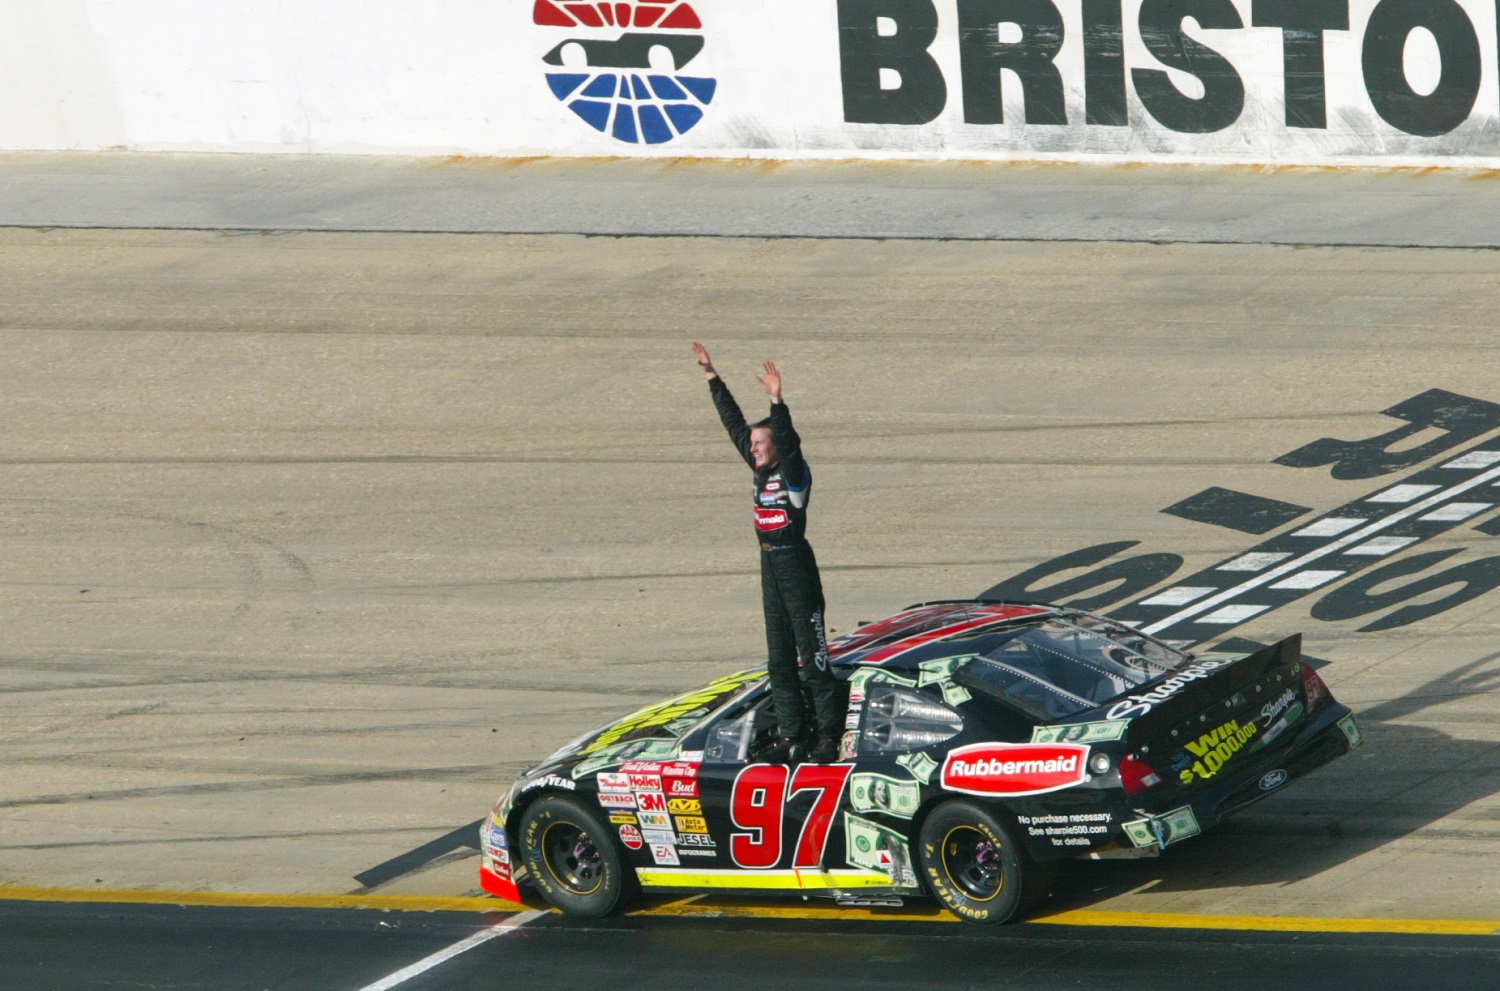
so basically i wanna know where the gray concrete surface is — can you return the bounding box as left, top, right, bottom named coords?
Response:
left=3, top=152, right=1500, bottom=247
left=3, top=161, right=1500, bottom=920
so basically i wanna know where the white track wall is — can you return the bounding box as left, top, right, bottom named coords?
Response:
left=4, top=0, right=1500, bottom=166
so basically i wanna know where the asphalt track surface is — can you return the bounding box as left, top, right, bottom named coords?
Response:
left=8, top=894, right=1500, bottom=991
left=6, top=154, right=1500, bottom=988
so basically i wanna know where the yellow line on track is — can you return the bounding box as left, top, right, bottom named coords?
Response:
left=0, top=885, right=523, bottom=914
left=1032, top=909, right=1500, bottom=937
left=1, top=885, right=1496, bottom=936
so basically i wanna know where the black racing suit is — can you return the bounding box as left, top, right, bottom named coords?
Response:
left=709, top=377, right=844, bottom=749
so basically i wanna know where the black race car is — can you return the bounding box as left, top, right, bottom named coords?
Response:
left=479, top=601, right=1361, bottom=923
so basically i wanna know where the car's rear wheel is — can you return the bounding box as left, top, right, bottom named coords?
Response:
left=519, top=795, right=638, bottom=917
left=917, top=801, right=1047, bottom=924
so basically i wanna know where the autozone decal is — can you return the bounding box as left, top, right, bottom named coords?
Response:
left=941, top=743, right=1090, bottom=797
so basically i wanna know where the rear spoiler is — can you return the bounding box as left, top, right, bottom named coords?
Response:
left=1110, top=635, right=1304, bottom=746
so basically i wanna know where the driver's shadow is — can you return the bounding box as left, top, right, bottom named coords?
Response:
left=1034, top=650, right=1500, bottom=916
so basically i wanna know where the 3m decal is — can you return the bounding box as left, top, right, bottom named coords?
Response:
left=534, top=0, right=716, bottom=146
left=981, top=389, right=1500, bottom=646
left=729, top=763, right=854, bottom=870
left=940, top=743, right=1089, bottom=797
left=637, top=791, right=668, bottom=813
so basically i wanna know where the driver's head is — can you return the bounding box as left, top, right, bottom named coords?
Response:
left=749, top=421, right=778, bottom=469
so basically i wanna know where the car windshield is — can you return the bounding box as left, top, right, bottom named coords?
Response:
left=954, top=617, right=1191, bottom=722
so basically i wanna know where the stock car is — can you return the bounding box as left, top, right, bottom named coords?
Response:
left=479, top=601, right=1362, bottom=923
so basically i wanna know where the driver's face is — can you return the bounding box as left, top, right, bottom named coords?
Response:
left=750, top=427, right=778, bottom=469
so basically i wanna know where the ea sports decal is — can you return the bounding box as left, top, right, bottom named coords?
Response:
left=941, top=743, right=1090, bottom=797
left=533, top=0, right=716, bottom=145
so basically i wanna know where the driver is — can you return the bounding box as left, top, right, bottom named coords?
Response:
left=693, top=342, right=844, bottom=764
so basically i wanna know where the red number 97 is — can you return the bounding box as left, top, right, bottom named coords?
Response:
left=730, top=765, right=787, bottom=868
left=730, top=763, right=852, bottom=870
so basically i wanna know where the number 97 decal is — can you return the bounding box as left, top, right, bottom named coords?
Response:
left=729, top=764, right=853, bottom=869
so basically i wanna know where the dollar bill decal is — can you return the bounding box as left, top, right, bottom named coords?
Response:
left=1030, top=720, right=1130, bottom=744
left=918, top=655, right=975, bottom=687
left=1122, top=805, right=1201, bottom=849
left=844, top=812, right=914, bottom=885
left=848, top=668, right=917, bottom=699
left=850, top=772, right=921, bottom=819
left=896, top=750, right=939, bottom=784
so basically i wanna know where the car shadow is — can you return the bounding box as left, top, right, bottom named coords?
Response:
left=1034, top=648, right=1500, bottom=916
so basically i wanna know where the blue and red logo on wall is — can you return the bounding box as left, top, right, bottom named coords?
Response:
left=534, top=1, right=717, bottom=145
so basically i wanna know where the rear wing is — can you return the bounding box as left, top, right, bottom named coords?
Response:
left=1109, top=635, right=1304, bottom=746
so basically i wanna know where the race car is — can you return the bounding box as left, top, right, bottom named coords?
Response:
left=479, top=601, right=1361, bottom=923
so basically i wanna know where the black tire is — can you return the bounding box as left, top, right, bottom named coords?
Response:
left=519, top=795, right=638, bottom=917
left=917, top=801, right=1047, bottom=924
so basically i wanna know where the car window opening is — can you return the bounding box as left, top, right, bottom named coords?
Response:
left=955, top=618, right=1191, bottom=722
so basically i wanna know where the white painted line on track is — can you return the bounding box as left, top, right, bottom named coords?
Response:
left=1142, top=461, right=1500, bottom=634
left=353, top=909, right=547, bottom=991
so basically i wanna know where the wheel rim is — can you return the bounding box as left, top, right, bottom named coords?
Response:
left=940, top=825, right=1004, bottom=902
left=540, top=820, right=606, bottom=895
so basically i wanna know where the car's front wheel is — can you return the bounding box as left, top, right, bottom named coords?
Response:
left=518, top=795, right=638, bottom=917
left=917, top=801, right=1047, bottom=924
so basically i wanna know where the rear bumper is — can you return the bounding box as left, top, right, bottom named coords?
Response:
left=1124, top=702, right=1358, bottom=848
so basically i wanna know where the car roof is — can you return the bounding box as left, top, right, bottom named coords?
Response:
left=828, top=600, right=1057, bottom=670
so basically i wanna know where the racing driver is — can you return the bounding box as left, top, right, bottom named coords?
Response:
left=693, top=342, right=844, bottom=763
